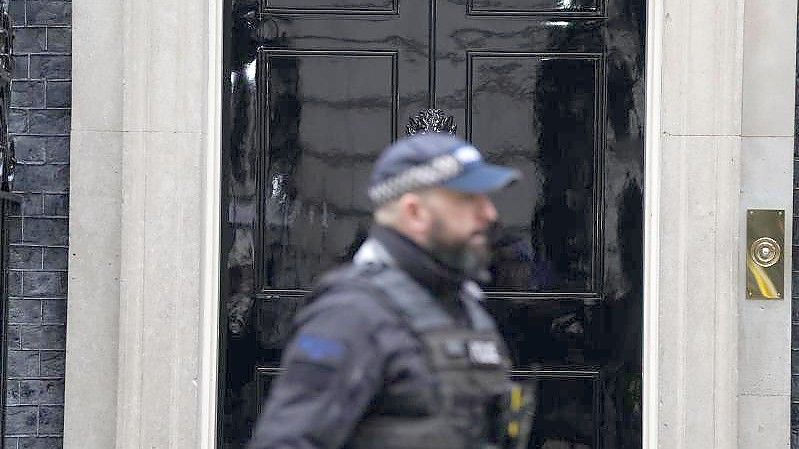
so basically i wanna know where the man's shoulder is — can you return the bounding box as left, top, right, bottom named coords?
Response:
left=312, top=262, right=391, bottom=301
left=296, top=265, right=400, bottom=329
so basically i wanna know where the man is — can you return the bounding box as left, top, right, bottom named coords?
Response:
left=248, top=134, right=522, bottom=449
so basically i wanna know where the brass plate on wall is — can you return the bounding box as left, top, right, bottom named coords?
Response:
left=746, top=209, right=785, bottom=299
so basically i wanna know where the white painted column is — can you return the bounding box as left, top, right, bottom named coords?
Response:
left=65, top=0, right=221, bottom=446
left=64, top=0, right=124, bottom=446
left=653, top=0, right=745, bottom=448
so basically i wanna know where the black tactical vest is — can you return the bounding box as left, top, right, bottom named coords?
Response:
left=313, top=240, right=513, bottom=449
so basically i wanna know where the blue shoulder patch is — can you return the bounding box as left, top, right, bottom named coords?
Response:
left=295, top=333, right=347, bottom=363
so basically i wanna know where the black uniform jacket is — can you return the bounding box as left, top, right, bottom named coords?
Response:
left=247, top=225, right=477, bottom=449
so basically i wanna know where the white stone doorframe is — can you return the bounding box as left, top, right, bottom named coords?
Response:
left=64, top=0, right=795, bottom=445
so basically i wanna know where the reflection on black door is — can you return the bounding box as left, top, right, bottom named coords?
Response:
left=221, top=1, right=645, bottom=448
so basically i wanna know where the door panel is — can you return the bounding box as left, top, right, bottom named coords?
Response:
left=221, top=1, right=644, bottom=447
left=258, top=49, right=398, bottom=290
left=468, top=54, right=601, bottom=293
left=512, top=372, right=601, bottom=448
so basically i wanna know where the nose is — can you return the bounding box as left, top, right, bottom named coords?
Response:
left=478, top=194, right=498, bottom=223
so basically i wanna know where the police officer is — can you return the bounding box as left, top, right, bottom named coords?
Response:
left=248, top=134, right=522, bottom=449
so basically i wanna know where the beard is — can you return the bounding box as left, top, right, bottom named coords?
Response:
left=427, top=217, right=493, bottom=281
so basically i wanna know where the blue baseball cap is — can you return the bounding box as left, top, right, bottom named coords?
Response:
left=368, top=134, right=520, bottom=205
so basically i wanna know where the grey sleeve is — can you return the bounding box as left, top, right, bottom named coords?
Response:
left=247, top=292, right=392, bottom=449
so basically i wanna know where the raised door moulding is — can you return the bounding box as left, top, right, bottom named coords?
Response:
left=261, top=0, right=398, bottom=15
left=467, top=0, right=604, bottom=17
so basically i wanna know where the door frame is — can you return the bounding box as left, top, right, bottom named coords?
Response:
left=200, top=1, right=663, bottom=447
left=200, top=0, right=224, bottom=447
left=642, top=0, right=662, bottom=447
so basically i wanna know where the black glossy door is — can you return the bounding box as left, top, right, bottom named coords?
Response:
left=220, top=1, right=645, bottom=448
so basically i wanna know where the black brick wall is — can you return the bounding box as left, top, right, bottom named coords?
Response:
left=3, top=0, right=70, bottom=447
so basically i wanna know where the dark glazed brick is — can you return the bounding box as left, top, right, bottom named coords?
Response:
left=46, top=28, right=70, bottom=53
left=41, top=326, right=65, bottom=350
left=22, top=272, right=67, bottom=297
left=5, top=437, right=19, bottom=449
left=13, top=55, right=29, bottom=79
left=18, top=325, right=42, bottom=349
left=12, top=28, right=46, bottom=54
left=13, top=164, right=69, bottom=193
left=28, top=109, right=69, bottom=135
left=14, top=136, right=69, bottom=164
left=10, top=109, right=28, bottom=133
left=18, top=437, right=62, bottom=449
left=10, top=84, right=43, bottom=112
left=27, top=2, right=71, bottom=26
left=5, top=406, right=38, bottom=435
left=8, top=300, right=42, bottom=324
left=7, top=325, right=20, bottom=349
left=7, top=217, right=21, bottom=244
left=10, top=246, right=43, bottom=269
left=40, top=351, right=64, bottom=377
left=11, top=81, right=45, bottom=108
left=20, top=325, right=65, bottom=350
left=794, top=324, right=799, bottom=349
left=9, top=270, right=22, bottom=296
left=43, top=248, right=67, bottom=270
left=44, top=81, right=69, bottom=108
left=8, top=0, right=25, bottom=27
left=15, top=138, right=46, bottom=164
left=42, top=300, right=65, bottom=325
left=38, top=406, right=63, bottom=434
left=22, top=218, right=68, bottom=246
left=43, top=194, right=67, bottom=216
left=7, top=200, right=22, bottom=218
left=7, top=380, right=19, bottom=405
left=44, top=138, right=68, bottom=164
left=7, top=350, right=39, bottom=378
left=19, top=194, right=44, bottom=217
left=19, top=380, right=64, bottom=405
left=29, top=56, right=70, bottom=80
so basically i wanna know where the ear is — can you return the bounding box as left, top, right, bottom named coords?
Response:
left=398, top=193, right=431, bottom=235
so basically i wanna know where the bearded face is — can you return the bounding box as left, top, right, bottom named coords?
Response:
left=425, top=204, right=494, bottom=278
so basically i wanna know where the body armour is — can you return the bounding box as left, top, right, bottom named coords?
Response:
left=308, top=239, right=513, bottom=449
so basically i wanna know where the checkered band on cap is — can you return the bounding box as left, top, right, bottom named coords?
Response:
left=368, top=154, right=462, bottom=205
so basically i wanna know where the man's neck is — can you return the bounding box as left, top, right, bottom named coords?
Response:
left=370, top=225, right=464, bottom=298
